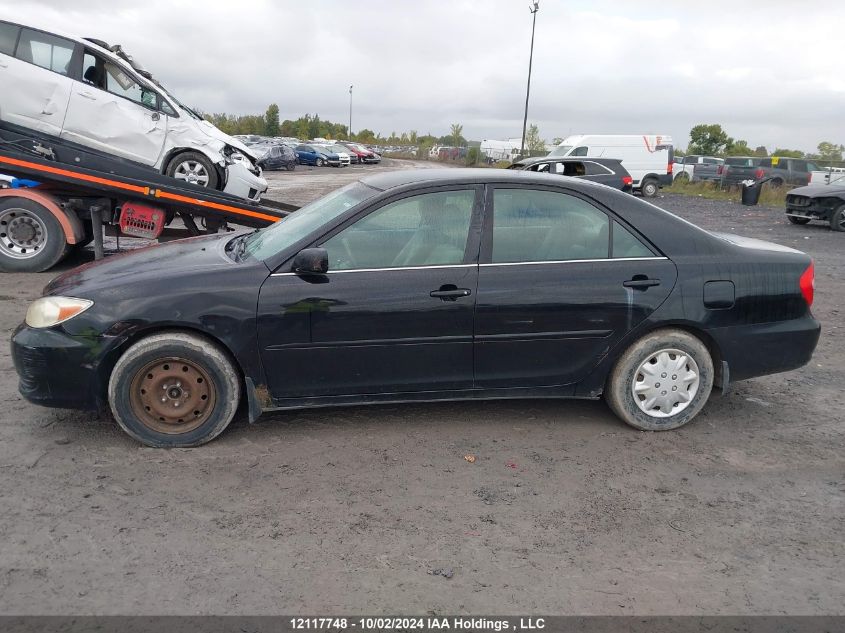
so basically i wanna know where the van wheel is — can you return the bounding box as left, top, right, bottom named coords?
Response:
left=605, top=329, right=714, bottom=431
left=831, top=205, right=845, bottom=232
left=108, top=332, right=241, bottom=447
left=166, top=152, right=219, bottom=190
left=0, top=198, right=69, bottom=272
left=641, top=178, right=659, bottom=198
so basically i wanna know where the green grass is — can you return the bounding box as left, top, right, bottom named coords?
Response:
left=666, top=179, right=788, bottom=207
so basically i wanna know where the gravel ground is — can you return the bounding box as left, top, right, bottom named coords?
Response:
left=0, top=163, right=842, bottom=615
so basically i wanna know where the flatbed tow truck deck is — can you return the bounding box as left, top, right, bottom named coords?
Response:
left=0, top=140, right=297, bottom=272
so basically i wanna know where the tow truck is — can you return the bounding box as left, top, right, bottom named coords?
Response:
left=0, top=131, right=298, bottom=272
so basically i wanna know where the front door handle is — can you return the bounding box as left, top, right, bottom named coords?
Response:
left=623, top=276, right=661, bottom=290
left=430, top=285, right=472, bottom=301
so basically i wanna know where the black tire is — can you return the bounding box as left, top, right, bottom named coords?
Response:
left=769, top=178, right=784, bottom=189
left=605, top=329, right=714, bottom=431
left=640, top=178, right=659, bottom=198
left=831, top=205, right=845, bottom=232
left=287, top=162, right=296, bottom=171
left=108, top=332, right=241, bottom=447
left=316, top=158, right=325, bottom=167
left=788, top=216, right=811, bottom=225
left=674, top=172, right=690, bottom=183
left=165, top=152, right=220, bottom=190
left=0, top=198, right=69, bottom=272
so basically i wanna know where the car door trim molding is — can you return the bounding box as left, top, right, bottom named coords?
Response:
left=480, top=256, right=668, bottom=268
left=270, top=263, right=477, bottom=276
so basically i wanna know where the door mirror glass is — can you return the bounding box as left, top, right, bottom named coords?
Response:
left=292, top=247, right=329, bottom=275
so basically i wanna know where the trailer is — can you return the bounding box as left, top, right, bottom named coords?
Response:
left=0, top=137, right=298, bottom=272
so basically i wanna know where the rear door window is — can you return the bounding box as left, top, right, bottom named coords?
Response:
left=491, top=189, right=610, bottom=263
left=16, top=28, right=75, bottom=75
left=0, top=22, right=19, bottom=55
left=612, top=221, right=655, bottom=258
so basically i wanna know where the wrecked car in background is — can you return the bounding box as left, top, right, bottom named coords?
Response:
left=786, top=183, right=845, bottom=231
left=0, top=20, right=267, bottom=201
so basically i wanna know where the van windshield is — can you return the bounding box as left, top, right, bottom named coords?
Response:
left=548, top=145, right=572, bottom=157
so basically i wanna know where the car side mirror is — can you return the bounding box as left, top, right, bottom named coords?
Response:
left=292, top=247, right=328, bottom=275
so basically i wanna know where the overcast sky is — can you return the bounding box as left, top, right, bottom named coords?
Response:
left=3, top=0, right=843, bottom=152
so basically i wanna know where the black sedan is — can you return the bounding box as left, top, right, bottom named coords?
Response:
left=509, top=157, right=633, bottom=192
left=11, top=170, right=819, bottom=447
left=785, top=183, right=845, bottom=231
left=255, top=144, right=297, bottom=171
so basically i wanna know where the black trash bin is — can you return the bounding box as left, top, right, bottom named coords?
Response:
left=741, top=180, right=763, bottom=206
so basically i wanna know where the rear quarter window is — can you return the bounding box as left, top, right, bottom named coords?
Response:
left=0, top=22, right=19, bottom=55
left=16, top=28, right=75, bottom=75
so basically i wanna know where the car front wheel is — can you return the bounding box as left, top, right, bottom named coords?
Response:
left=640, top=178, right=659, bottom=198
left=166, top=152, right=220, bottom=189
left=316, top=158, right=325, bottom=167
left=605, top=329, right=714, bottom=431
left=108, top=332, right=241, bottom=447
left=831, top=205, right=845, bottom=232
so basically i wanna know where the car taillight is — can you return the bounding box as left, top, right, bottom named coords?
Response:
left=806, top=173, right=812, bottom=183
left=717, top=165, right=724, bottom=175
left=622, top=176, right=633, bottom=186
left=667, top=162, right=673, bottom=174
left=800, top=261, right=815, bottom=307
left=755, top=168, right=764, bottom=179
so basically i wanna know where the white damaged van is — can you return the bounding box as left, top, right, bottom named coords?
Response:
left=0, top=20, right=267, bottom=201
left=549, top=134, right=673, bottom=197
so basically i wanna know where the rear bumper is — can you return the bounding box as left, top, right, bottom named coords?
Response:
left=11, top=324, right=105, bottom=410
left=708, top=316, right=820, bottom=382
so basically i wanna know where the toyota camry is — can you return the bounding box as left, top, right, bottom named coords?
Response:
left=11, top=169, right=820, bottom=447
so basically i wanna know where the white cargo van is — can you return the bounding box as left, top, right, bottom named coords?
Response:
left=548, top=134, right=673, bottom=197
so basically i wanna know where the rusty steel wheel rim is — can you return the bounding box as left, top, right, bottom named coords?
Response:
left=129, top=357, right=216, bottom=434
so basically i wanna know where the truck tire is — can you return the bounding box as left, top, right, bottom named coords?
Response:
left=166, top=152, right=219, bottom=190
left=640, top=178, right=659, bottom=198
left=108, top=331, right=241, bottom=447
left=0, top=198, right=69, bottom=272
left=605, top=328, right=714, bottom=431
left=674, top=172, right=690, bottom=183
left=831, top=205, right=845, bottom=232
left=769, top=178, right=784, bottom=188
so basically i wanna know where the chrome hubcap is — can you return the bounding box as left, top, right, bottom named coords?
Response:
left=0, top=208, right=47, bottom=259
left=173, top=161, right=210, bottom=186
left=632, top=348, right=700, bottom=418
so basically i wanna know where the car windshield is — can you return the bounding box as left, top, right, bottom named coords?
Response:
left=548, top=145, right=573, bottom=157
left=330, top=145, right=348, bottom=153
left=240, top=182, right=381, bottom=261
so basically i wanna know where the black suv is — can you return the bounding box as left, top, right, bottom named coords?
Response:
left=508, top=157, right=633, bottom=192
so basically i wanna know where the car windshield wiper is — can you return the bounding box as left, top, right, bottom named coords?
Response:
left=227, top=230, right=260, bottom=262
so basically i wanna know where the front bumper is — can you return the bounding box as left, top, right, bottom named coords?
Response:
left=223, top=161, right=268, bottom=202
left=11, top=324, right=107, bottom=410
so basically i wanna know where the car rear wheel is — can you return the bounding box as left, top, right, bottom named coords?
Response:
left=605, top=329, right=714, bottom=431
left=108, top=332, right=241, bottom=447
left=831, top=205, right=845, bottom=232
left=769, top=178, right=784, bottom=189
left=640, top=178, right=659, bottom=198
left=166, top=152, right=219, bottom=190
left=0, top=198, right=69, bottom=272
left=788, top=216, right=811, bottom=225
left=287, top=162, right=296, bottom=171
left=674, top=172, right=690, bottom=183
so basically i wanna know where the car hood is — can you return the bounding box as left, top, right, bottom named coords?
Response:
left=196, top=120, right=257, bottom=159
left=787, top=184, right=845, bottom=198
left=43, top=234, right=247, bottom=297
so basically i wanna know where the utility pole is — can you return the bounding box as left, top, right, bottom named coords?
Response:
left=519, top=1, right=539, bottom=160
left=349, top=85, right=353, bottom=139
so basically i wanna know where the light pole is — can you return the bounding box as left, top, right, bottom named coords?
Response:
left=348, top=85, right=353, bottom=140
left=519, top=1, right=539, bottom=160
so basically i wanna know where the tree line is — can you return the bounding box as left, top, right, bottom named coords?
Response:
left=682, top=123, right=844, bottom=162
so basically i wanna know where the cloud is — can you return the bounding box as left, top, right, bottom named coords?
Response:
left=1, top=0, right=842, bottom=152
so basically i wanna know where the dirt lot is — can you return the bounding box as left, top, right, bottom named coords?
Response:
left=0, top=162, right=842, bottom=615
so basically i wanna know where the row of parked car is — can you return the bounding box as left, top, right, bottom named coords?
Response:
left=674, top=154, right=826, bottom=187
left=235, top=135, right=382, bottom=172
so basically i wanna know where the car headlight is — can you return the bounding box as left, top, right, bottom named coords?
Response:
left=25, top=296, right=93, bottom=328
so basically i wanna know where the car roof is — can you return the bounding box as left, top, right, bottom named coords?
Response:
left=360, top=168, right=614, bottom=192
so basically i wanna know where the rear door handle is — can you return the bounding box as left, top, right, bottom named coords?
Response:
left=623, top=277, right=660, bottom=290
left=78, top=91, right=97, bottom=100
left=430, top=286, right=472, bottom=301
